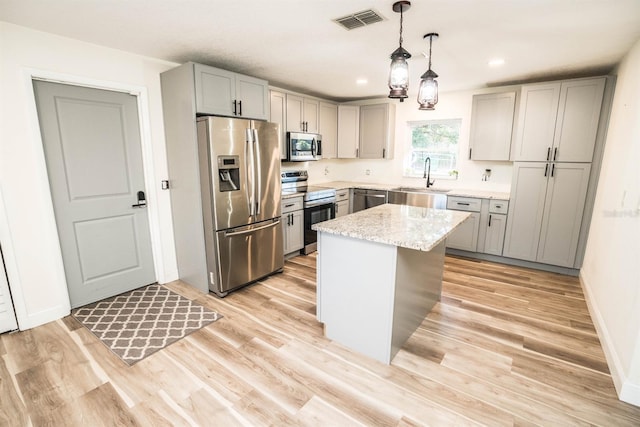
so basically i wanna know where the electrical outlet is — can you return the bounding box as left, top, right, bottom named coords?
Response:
left=365, top=169, right=371, bottom=175
left=324, top=166, right=329, bottom=175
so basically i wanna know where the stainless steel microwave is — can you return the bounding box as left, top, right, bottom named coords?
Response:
left=286, top=132, right=322, bottom=161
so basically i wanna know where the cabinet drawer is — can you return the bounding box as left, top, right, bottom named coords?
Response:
left=447, top=196, right=481, bottom=212
left=489, top=200, right=509, bottom=214
left=281, top=197, right=303, bottom=214
left=336, top=190, right=349, bottom=201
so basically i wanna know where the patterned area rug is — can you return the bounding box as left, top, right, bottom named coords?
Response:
left=72, top=284, right=222, bottom=365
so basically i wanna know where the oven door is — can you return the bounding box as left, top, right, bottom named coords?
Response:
left=303, top=201, right=335, bottom=254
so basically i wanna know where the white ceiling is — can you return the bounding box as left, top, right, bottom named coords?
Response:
left=2, top=0, right=640, bottom=101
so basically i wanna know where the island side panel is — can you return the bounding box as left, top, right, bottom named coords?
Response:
left=317, top=232, right=397, bottom=364
left=391, top=241, right=445, bottom=360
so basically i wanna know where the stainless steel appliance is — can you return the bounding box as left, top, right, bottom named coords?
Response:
left=197, top=116, right=283, bottom=297
left=352, top=189, right=387, bottom=212
left=286, top=132, right=322, bottom=161
left=388, top=188, right=448, bottom=209
left=281, top=171, right=335, bottom=254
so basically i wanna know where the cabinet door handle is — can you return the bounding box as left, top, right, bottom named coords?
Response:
left=382, top=148, right=386, bottom=158
left=546, top=147, right=551, bottom=161
left=544, top=163, right=549, bottom=177
left=290, top=213, right=294, bottom=226
left=551, top=163, right=555, bottom=177
left=469, top=148, right=472, bottom=160
left=233, top=100, right=237, bottom=115
left=488, top=214, right=492, bottom=227
left=284, top=203, right=294, bottom=208
left=356, top=148, right=359, bottom=158
left=553, top=147, right=557, bottom=161
left=239, top=100, right=242, bottom=116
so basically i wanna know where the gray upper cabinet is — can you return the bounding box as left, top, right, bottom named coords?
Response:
left=359, top=103, right=395, bottom=159
left=552, top=78, right=605, bottom=162
left=468, top=90, right=516, bottom=161
left=319, top=101, right=338, bottom=159
left=513, top=77, right=605, bottom=162
left=337, top=105, right=359, bottom=159
left=269, top=90, right=287, bottom=159
left=286, top=94, right=319, bottom=133
left=193, top=63, right=268, bottom=120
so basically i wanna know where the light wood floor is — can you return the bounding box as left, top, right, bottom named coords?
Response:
left=2, top=254, right=640, bottom=426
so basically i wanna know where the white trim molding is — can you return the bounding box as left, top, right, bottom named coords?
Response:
left=580, top=271, right=640, bottom=407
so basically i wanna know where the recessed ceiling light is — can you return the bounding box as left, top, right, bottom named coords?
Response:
left=488, top=58, right=505, bottom=67
left=356, top=78, right=368, bottom=85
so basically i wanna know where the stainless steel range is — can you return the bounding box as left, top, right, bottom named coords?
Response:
left=281, top=171, right=336, bottom=254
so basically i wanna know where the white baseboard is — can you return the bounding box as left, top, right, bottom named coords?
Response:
left=579, top=272, right=640, bottom=407
left=620, top=378, right=640, bottom=406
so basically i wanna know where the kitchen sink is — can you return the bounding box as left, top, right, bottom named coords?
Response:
left=388, top=187, right=448, bottom=209
left=391, top=186, right=450, bottom=194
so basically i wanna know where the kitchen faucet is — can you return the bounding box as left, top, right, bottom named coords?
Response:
left=423, top=157, right=435, bottom=188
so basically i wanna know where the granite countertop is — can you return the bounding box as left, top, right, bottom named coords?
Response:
left=281, top=192, right=304, bottom=200
left=313, top=181, right=510, bottom=200
left=313, top=204, right=470, bottom=252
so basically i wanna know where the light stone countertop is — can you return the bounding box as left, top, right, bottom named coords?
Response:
left=281, top=192, right=304, bottom=200
left=313, top=181, right=510, bottom=200
left=313, top=204, right=470, bottom=252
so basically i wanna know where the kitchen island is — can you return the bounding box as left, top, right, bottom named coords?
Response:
left=313, top=204, right=470, bottom=364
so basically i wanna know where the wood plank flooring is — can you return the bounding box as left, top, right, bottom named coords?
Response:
left=2, top=254, right=640, bottom=426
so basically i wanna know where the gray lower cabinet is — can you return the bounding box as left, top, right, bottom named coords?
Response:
left=483, top=214, right=507, bottom=256
left=282, top=197, right=304, bottom=256
left=446, top=196, right=481, bottom=252
left=335, top=189, right=350, bottom=218
left=503, top=162, right=591, bottom=267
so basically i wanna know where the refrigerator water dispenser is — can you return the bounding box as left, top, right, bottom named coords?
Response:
left=217, top=155, right=240, bottom=192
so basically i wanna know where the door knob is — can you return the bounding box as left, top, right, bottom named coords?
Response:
left=132, top=191, right=147, bottom=208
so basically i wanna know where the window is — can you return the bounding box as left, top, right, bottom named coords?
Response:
left=404, top=119, right=461, bottom=178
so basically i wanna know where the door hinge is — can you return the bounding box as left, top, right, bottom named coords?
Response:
left=161, top=180, right=170, bottom=190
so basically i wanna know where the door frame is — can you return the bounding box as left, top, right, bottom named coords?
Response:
left=1, top=68, right=167, bottom=329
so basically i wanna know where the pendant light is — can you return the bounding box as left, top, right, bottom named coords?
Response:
left=388, top=1, right=411, bottom=101
left=417, top=32, right=439, bottom=110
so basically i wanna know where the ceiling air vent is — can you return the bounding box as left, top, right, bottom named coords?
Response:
left=333, top=9, right=385, bottom=30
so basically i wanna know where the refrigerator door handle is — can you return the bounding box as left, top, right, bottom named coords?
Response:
left=224, top=218, right=280, bottom=237
left=246, top=128, right=256, bottom=216
left=252, top=128, right=262, bottom=216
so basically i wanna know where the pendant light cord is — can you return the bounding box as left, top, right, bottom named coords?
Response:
left=428, top=35, right=432, bottom=70
left=399, top=7, right=404, bottom=47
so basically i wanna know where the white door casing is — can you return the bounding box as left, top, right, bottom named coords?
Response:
left=0, top=245, right=18, bottom=333
left=33, top=80, right=156, bottom=308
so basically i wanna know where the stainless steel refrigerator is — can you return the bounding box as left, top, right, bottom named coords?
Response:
left=196, top=116, right=283, bottom=297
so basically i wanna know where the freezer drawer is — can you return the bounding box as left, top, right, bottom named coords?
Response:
left=212, top=218, right=284, bottom=296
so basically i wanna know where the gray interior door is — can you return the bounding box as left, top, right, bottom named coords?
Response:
left=33, top=80, right=156, bottom=308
